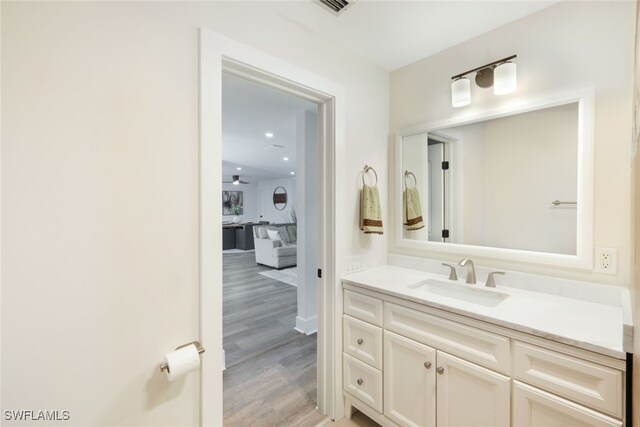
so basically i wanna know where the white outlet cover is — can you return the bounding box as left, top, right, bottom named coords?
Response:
left=594, top=247, right=618, bottom=275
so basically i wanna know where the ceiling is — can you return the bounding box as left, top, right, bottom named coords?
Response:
left=222, top=75, right=317, bottom=183
left=222, top=1, right=558, bottom=183
left=268, top=1, right=558, bottom=71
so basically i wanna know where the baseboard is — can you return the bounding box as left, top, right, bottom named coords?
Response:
left=295, top=315, right=318, bottom=335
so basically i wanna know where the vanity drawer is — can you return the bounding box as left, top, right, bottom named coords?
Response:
left=344, top=315, right=383, bottom=369
left=343, top=353, right=383, bottom=413
left=513, top=381, right=622, bottom=427
left=344, top=289, right=383, bottom=327
left=384, top=302, right=511, bottom=374
left=513, top=342, right=623, bottom=418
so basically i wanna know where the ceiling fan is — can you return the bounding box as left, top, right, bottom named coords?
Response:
left=223, top=175, right=250, bottom=185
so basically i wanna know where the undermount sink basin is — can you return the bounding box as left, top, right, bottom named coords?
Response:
left=408, top=279, right=509, bottom=307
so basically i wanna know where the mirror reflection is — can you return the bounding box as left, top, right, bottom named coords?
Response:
left=401, top=102, right=579, bottom=255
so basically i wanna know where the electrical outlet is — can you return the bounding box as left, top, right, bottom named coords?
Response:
left=594, top=247, right=618, bottom=275
left=345, top=255, right=365, bottom=273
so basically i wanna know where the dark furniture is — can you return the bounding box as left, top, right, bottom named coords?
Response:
left=222, top=227, right=236, bottom=250
left=223, top=222, right=266, bottom=250
left=235, top=224, right=255, bottom=250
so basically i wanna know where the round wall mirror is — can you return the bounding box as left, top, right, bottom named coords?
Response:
left=273, top=186, right=288, bottom=211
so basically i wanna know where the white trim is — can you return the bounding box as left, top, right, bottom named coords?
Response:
left=199, top=29, right=223, bottom=427
left=295, top=315, right=319, bottom=335
left=199, top=29, right=345, bottom=425
left=393, top=89, right=595, bottom=270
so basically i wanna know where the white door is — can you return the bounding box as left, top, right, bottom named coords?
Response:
left=436, top=351, right=510, bottom=427
left=427, top=141, right=445, bottom=242
left=384, top=331, right=436, bottom=427
left=513, top=382, right=622, bottom=427
left=259, top=188, right=271, bottom=222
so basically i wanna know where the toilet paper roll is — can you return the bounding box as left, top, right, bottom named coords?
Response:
left=164, top=344, right=200, bottom=382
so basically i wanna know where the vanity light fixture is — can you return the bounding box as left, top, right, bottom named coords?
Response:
left=265, top=132, right=274, bottom=138
left=283, top=157, right=289, bottom=161
left=236, top=167, right=242, bottom=171
left=451, top=54, right=517, bottom=107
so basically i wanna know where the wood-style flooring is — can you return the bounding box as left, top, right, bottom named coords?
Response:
left=223, top=251, right=300, bottom=367
left=224, top=334, right=325, bottom=426
left=223, top=251, right=323, bottom=426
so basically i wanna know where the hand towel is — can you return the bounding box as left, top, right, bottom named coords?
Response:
left=360, top=184, right=383, bottom=235
left=403, top=187, right=425, bottom=231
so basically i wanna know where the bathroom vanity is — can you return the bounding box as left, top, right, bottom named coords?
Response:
left=341, top=264, right=632, bottom=427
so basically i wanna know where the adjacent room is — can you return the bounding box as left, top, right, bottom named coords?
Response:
left=221, top=75, right=322, bottom=425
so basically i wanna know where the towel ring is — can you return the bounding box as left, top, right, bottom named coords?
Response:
left=404, top=171, right=417, bottom=189
left=362, top=165, right=378, bottom=186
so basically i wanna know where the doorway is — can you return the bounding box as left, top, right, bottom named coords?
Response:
left=199, top=29, right=346, bottom=427
left=221, top=73, right=322, bottom=425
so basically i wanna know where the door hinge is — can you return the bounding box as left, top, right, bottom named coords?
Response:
left=442, top=161, right=450, bottom=170
left=317, top=269, right=322, bottom=278
left=442, top=229, right=450, bottom=238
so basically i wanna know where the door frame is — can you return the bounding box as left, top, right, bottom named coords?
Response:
left=199, top=29, right=345, bottom=426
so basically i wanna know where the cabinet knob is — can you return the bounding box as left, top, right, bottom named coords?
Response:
left=357, top=338, right=364, bottom=345
left=424, top=361, right=432, bottom=369
left=436, top=367, right=444, bottom=375
left=357, top=378, right=364, bottom=386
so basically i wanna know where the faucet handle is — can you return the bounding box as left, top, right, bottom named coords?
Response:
left=442, top=263, right=458, bottom=281
left=486, top=271, right=505, bottom=288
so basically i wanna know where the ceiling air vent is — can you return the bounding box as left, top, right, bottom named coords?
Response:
left=315, top=0, right=354, bottom=16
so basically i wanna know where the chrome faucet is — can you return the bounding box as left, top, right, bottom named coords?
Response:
left=441, top=263, right=458, bottom=281
left=458, top=258, right=476, bottom=284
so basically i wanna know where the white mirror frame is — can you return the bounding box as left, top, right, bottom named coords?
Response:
left=393, top=88, right=595, bottom=270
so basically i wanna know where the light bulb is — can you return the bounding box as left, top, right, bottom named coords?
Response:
left=451, top=77, right=471, bottom=107
left=494, top=62, right=517, bottom=95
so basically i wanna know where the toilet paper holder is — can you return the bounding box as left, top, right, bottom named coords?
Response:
left=159, top=340, right=205, bottom=373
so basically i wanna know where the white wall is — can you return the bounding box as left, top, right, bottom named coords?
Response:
left=222, top=182, right=259, bottom=223
left=296, top=111, right=318, bottom=334
left=1, top=2, right=389, bottom=425
left=390, top=1, right=635, bottom=286
left=257, top=177, right=297, bottom=224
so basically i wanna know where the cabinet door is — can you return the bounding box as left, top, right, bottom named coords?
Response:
left=513, top=381, right=622, bottom=427
left=436, top=351, right=510, bottom=427
left=384, top=330, right=436, bottom=427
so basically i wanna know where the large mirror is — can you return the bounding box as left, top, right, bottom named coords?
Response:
left=395, top=92, right=594, bottom=268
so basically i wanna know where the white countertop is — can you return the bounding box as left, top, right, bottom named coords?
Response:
left=342, top=265, right=632, bottom=360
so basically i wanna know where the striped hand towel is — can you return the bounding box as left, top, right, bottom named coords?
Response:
left=403, top=187, right=425, bottom=231
left=360, top=184, right=383, bottom=235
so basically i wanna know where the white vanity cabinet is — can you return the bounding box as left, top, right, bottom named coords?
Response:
left=383, top=329, right=510, bottom=427
left=342, top=286, right=627, bottom=427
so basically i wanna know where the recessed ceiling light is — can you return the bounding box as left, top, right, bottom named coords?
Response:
left=236, top=167, right=242, bottom=171
left=290, top=171, right=295, bottom=175
left=283, top=157, right=289, bottom=161
left=265, top=132, right=274, bottom=138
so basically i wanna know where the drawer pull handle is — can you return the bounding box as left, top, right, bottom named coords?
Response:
left=424, top=361, right=432, bottom=369
left=436, top=367, right=444, bottom=375
left=357, top=338, right=364, bottom=345
left=357, top=378, right=364, bottom=386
